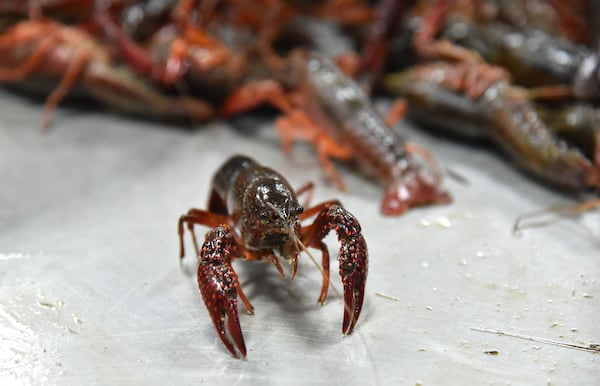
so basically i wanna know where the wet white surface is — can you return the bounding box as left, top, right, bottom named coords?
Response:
left=1, top=89, right=599, bottom=385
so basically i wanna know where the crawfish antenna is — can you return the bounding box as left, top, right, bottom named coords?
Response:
left=513, top=199, right=600, bottom=235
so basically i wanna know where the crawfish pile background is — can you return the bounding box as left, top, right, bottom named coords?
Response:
left=1, top=1, right=599, bottom=385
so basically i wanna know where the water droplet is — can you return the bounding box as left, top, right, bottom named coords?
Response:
left=436, top=217, right=452, bottom=228
left=418, top=219, right=431, bottom=227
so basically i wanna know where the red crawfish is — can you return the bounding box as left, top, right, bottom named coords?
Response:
left=178, top=155, right=368, bottom=359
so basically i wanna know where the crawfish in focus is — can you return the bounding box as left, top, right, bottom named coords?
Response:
left=178, top=155, right=368, bottom=359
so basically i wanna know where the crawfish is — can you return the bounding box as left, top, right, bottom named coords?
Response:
left=97, top=0, right=298, bottom=106
left=0, top=19, right=214, bottom=128
left=384, top=60, right=600, bottom=192
left=221, top=52, right=451, bottom=215
left=536, top=102, right=600, bottom=166
left=289, top=52, right=451, bottom=215
left=178, top=155, right=368, bottom=359
left=440, top=19, right=596, bottom=93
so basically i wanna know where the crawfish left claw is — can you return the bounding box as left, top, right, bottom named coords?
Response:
left=197, top=226, right=247, bottom=358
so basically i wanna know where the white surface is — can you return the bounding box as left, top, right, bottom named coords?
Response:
left=1, top=89, right=599, bottom=385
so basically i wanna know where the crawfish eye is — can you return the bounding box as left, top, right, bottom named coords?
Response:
left=291, top=205, right=304, bottom=216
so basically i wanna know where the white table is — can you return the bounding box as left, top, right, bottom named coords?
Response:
left=1, top=89, right=598, bottom=385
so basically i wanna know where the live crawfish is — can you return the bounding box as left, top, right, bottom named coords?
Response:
left=178, top=155, right=368, bottom=359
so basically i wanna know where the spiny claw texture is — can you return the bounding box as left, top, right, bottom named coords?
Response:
left=198, top=226, right=246, bottom=359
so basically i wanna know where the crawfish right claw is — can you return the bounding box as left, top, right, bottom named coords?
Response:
left=317, top=204, right=368, bottom=336
left=197, top=227, right=247, bottom=358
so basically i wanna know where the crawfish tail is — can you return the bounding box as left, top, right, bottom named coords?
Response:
left=304, top=53, right=450, bottom=215
left=484, top=84, right=599, bottom=191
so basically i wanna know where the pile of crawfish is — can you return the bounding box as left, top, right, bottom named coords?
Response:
left=2, top=0, right=600, bottom=216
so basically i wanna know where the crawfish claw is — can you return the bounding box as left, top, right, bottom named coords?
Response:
left=197, top=226, right=247, bottom=358
left=339, top=233, right=367, bottom=335
left=325, top=205, right=368, bottom=335
left=341, top=270, right=366, bottom=335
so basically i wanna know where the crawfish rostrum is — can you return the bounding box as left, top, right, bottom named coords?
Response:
left=178, top=155, right=368, bottom=358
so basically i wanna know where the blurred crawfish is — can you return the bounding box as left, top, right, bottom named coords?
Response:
left=179, top=155, right=368, bottom=359
left=411, top=0, right=600, bottom=100
left=96, top=0, right=303, bottom=107
left=222, top=51, right=451, bottom=215
left=384, top=60, right=600, bottom=192
left=0, top=18, right=215, bottom=128
left=439, top=18, right=600, bottom=100
left=0, top=0, right=95, bottom=24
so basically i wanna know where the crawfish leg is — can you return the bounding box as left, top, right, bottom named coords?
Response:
left=0, top=32, right=88, bottom=130
left=276, top=111, right=353, bottom=190
left=177, top=209, right=228, bottom=259
left=294, top=181, right=315, bottom=208
left=39, top=48, right=88, bottom=130
left=220, top=79, right=293, bottom=117
left=385, top=98, right=407, bottom=127
left=96, top=13, right=169, bottom=87
left=198, top=226, right=248, bottom=359
left=359, top=0, right=409, bottom=85
left=311, top=239, right=330, bottom=305
left=301, top=202, right=368, bottom=335
left=0, top=34, right=56, bottom=80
